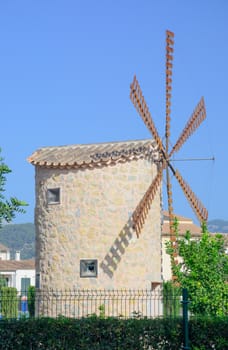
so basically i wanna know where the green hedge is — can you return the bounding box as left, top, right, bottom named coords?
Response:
left=162, top=281, right=181, bottom=317
left=0, top=287, right=18, bottom=319
left=0, top=316, right=227, bottom=349
left=189, top=316, right=228, bottom=350
left=27, top=286, right=35, bottom=317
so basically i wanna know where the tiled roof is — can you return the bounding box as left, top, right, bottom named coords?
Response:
left=28, top=139, right=158, bottom=169
left=0, top=243, right=9, bottom=252
left=0, top=259, right=35, bottom=271
left=163, top=210, right=192, bottom=223
left=162, top=211, right=202, bottom=237
left=163, top=225, right=228, bottom=249
left=162, top=213, right=228, bottom=244
left=162, top=221, right=202, bottom=237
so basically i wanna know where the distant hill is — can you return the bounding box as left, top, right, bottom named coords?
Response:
left=207, top=220, right=228, bottom=234
left=0, top=219, right=227, bottom=260
left=0, top=223, right=35, bottom=259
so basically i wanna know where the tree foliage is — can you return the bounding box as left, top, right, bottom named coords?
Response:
left=0, top=287, right=18, bottom=318
left=162, top=281, right=181, bottom=317
left=0, top=276, right=7, bottom=288
left=166, top=219, right=228, bottom=316
left=0, top=149, right=27, bottom=228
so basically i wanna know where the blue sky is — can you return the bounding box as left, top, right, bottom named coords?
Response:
left=0, top=1, right=227, bottom=224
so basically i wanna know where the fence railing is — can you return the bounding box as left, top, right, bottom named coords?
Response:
left=0, top=288, right=183, bottom=319
left=36, top=289, right=167, bottom=318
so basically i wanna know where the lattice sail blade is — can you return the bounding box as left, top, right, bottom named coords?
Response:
left=165, top=166, right=176, bottom=241
left=165, top=165, right=179, bottom=280
left=132, top=167, right=163, bottom=237
left=169, top=97, right=206, bottom=157
left=165, top=30, right=174, bottom=152
left=130, top=75, right=164, bottom=152
left=174, top=169, right=208, bottom=223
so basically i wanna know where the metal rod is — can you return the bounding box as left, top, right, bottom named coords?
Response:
left=170, top=157, right=215, bottom=162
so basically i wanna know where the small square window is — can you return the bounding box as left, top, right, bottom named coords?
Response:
left=47, top=188, right=60, bottom=204
left=80, top=259, right=98, bottom=278
left=36, top=273, right=40, bottom=289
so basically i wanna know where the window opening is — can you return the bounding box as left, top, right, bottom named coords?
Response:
left=47, top=188, right=60, bottom=204
left=80, top=259, right=98, bottom=278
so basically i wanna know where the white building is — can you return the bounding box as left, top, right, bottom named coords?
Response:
left=0, top=248, right=35, bottom=293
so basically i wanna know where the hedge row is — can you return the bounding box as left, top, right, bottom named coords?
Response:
left=0, top=287, right=18, bottom=319
left=0, top=316, right=227, bottom=350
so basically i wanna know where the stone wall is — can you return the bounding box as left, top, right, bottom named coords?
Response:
left=35, top=157, right=162, bottom=291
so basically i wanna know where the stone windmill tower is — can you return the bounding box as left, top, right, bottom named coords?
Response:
left=28, top=139, right=162, bottom=292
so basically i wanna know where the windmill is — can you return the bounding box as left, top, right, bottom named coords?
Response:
left=130, top=30, right=208, bottom=246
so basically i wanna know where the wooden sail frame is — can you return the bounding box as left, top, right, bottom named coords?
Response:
left=130, top=30, right=208, bottom=246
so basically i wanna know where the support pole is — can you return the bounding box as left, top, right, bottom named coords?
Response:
left=182, top=288, right=190, bottom=350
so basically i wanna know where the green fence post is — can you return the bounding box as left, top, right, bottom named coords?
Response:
left=182, top=288, right=190, bottom=350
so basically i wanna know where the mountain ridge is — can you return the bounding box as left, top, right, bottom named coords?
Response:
left=0, top=223, right=35, bottom=259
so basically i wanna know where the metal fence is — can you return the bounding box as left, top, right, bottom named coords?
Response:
left=0, top=288, right=183, bottom=319
left=35, top=289, right=168, bottom=318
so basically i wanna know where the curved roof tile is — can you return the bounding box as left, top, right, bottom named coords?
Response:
left=28, top=139, right=158, bottom=169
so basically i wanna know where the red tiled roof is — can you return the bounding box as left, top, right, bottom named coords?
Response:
left=28, top=139, right=158, bottom=169
left=163, top=210, right=192, bottom=223
left=0, top=259, right=35, bottom=271
left=162, top=211, right=202, bottom=237
left=162, top=221, right=202, bottom=236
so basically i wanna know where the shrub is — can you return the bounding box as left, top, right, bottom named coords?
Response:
left=162, top=281, right=181, bottom=317
left=0, top=315, right=227, bottom=349
left=0, top=317, right=183, bottom=349
left=27, top=286, right=35, bottom=317
left=0, top=287, right=18, bottom=319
